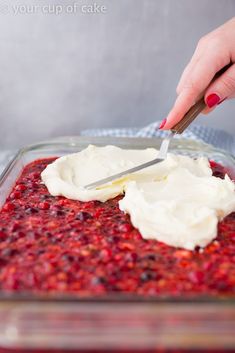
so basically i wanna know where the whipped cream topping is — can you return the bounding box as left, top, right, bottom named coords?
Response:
left=41, top=145, right=235, bottom=250
left=119, top=169, right=235, bottom=250
left=42, top=144, right=160, bottom=202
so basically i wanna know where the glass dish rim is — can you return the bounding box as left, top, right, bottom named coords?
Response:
left=0, top=135, right=234, bottom=305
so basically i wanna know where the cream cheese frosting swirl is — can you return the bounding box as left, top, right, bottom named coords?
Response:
left=41, top=145, right=235, bottom=250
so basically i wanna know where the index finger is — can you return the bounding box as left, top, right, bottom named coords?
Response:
left=162, top=50, right=228, bottom=130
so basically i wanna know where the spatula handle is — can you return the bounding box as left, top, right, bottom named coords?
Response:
left=171, top=97, right=206, bottom=134
left=171, top=63, right=232, bottom=134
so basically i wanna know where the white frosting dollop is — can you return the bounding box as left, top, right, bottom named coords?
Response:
left=41, top=144, right=161, bottom=202
left=41, top=145, right=235, bottom=250
left=119, top=169, right=235, bottom=250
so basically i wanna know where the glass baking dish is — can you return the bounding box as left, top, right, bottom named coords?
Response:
left=0, top=135, right=234, bottom=352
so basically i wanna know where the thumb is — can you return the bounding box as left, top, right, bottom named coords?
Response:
left=205, top=64, right=235, bottom=107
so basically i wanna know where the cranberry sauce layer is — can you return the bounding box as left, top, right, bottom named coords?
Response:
left=0, top=348, right=235, bottom=353
left=0, top=158, right=234, bottom=296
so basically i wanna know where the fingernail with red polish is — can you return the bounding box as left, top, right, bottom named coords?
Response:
left=159, top=118, right=167, bottom=129
left=218, top=97, right=227, bottom=105
left=206, top=93, right=220, bottom=108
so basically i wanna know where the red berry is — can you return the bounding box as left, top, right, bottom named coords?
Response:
left=15, top=184, right=27, bottom=192
left=38, top=202, right=50, bottom=210
left=188, top=271, right=204, bottom=285
left=2, top=202, right=15, bottom=212
left=10, top=191, right=21, bottom=200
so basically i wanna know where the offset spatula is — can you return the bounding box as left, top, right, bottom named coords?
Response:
left=85, top=97, right=206, bottom=190
left=85, top=64, right=231, bottom=190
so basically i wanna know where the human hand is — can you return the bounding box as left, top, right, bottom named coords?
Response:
left=160, top=17, right=235, bottom=130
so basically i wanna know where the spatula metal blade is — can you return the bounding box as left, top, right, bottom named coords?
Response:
left=84, top=132, right=175, bottom=190
left=85, top=157, right=164, bottom=190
